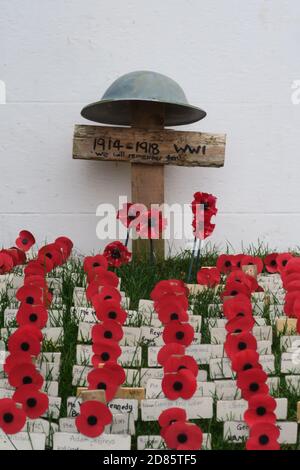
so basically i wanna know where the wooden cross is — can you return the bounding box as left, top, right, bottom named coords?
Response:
left=73, top=102, right=226, bottom=258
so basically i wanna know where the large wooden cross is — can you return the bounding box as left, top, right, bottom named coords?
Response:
left=73, top=102, right=226, bottom=258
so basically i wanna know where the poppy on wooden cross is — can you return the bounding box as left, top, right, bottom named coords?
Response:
left=73, top=71, right=226, bottom=259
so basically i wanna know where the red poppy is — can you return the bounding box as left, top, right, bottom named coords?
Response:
left=84, top=255, right=108, bottom=273
left=15, top=230, right=35, bottom=252
left=192, top=209, right=215, bottom=240
left=231, top=349, right=261, bottom=373
left=223, top=295, right=253, bottom=321
left=244, top=393, right=277, bottom=426
left=197, top=267, right=220, bottom=287
left=284, top=291, right=300, bottom=317
left=216, top=254, right=236, bottom=274
left=87, top=267, right=119, bottom=287
left=3, top=247, right=26, bottom=266
left=117, top=202, right=143, bottom=228
left=75, top=400, right=112, bottom=438
left=135, top=209, right=167, bottom=239
left=282, top=272, right=300, bottom=291
left=284, top=257, right=300, bottom=274
left=164, top=354, right=198, bottom=377
left=222, top=281, right=251, bottom=299
left=224, top=332, right=257, bottom=360
left=89, top=285, right=122, bottom=306
left=38, top=244, right=63, bottom=268
left=24, top=260, right=48, bottom=277
left=150, top=280, right=188, bottom=301
left=164, top=421, right=203, bottom=450
left=92, top=321, right=124, bottom=343
left=154, top=292, right=189, bottom=311
left=277, top=253, right=293, bottom=273
left=246, top=423, right=280, bottom=451
left=94, top=299, right=127, bottom=324
left=264, top=253, right=278, bottom=273
left=237, top=368, right=269, bottom=400
left=87, top=368, right=119, bottom=401
left=0, top=252, right=14, bottom=274
left=16, top=285, right=45, bottom=306
left=226, top=270, right=258, bottom=293
left=157, top=343, right=186, bottom=366
left=158, top=407, right=187, bottom=429
left=92, top=339, right=122, bottom=363
left=8, top=326, right=41, bottom=356
left=4, top=352, right=33, bottom=374
left=16, top=304, right=48, bottom=329
left=13, top=385, right=49, bottom=419
left=55, top=236, right=73, bottom=260
left=156, top=299, right=189, bottom=324
left=163, top=321, right=194, bottom=347
left=0, top=398, right=26, bottom=434
left=102, top=361, right=126, bottom=385
left=162, top=369, right=197, bottom=400
left=191, top=192, right=217, bottom=216
left=103, top=241, right=131, bottom=268
left=225, top=315, right=255, bottom=334
left=240, top=255, right=263, bottom=274
left=8, top=362, right=44, bottom=388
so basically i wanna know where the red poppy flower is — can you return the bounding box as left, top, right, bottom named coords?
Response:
left=8, top=326, right=41, bottom=356
left=103, top=241, right=131, bottom=268
left=92, top=321, right=124, bottom=343
left=150, top=280, right=188, bottom=301
left=101, top=361, right=126, bottom=386
left=163, top=321, right=194, bottom=347
left=92, top=339, right=122, bottom=363
left=15, top=230, right=35, bottom=252
left=84, top=255, right=108, bottom=273
left=55, top=236, right=73, bottom=260
left=24, top=260, right=47, bottom=277
left=4, top=352, right=33, bottom=374
left=0, top=398, right=26, bottom=434
left=191, top=192, right=217, bottom=216
left=284, top=291, right=300, bottom=317
left=164, top=421, right=203, bottom=450
left=38, top=244, right=63, bottom=268
left=3, top=247, right=26, bottom=266
left=237, top=368, right=269, bottom=400
left=16, top=304, right=48, bottom=329
left=75, top=400, right=112, bottom=438
left=155, top=299, right=189, bottom=324
left=197, top=267, right=220, bottom=287
left=225, top=315, right=255, bottom=334
left=244, top=393, right=277, bottom=426
left=224, top=332, right=257, bottom=360
left=8, top=362, right=44, bottom=388
left=231, top=349, right=261, bottom=373
left=87, top=267, right=119, bottom=287
left=277, top=253, right=293, bottom=273
left=192, top=209, right=215, bottom=240
left=264, top=253, right=278, bottom=274
left=164, top=354, right=198, bottom=377
left=117, top=202, right=143, bottom=228
left=240, top=255, right=263, bottom=274
left=223, top=295, right=253, bottom=321
left=221, top=281, right=251, bottom=299
left=87, top=368, right=119, bottom=401
left=246, top=423, right=280, bottom=451
left=282, top=272, right=300, bottom=291
left=0, top=252, right=14, bottom=274
left=13, top=385, right=49, bottom=419
left=158, top=407, right=187, bottom=429
left=284, top=257, right=300, bottom=274
left=226, top=270, right=258, bottom=293
left=89, top=285, right=122, bottom=306
left=94, top=299, right=127, bottom=324
left=154, top=292, right=189, bottom=311
left=162, top=369, right=197, bottom=400
left=135, top=209, right=167, bottom=239
left=216, top=254, right=236, bottom=274
left=16, top=285, right=45, bottom=306
left=157, top=343, right=186, bottom=366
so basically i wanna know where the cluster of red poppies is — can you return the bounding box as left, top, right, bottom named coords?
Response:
left=117, top=203, right=166, bottom=239
left=222, top=274, right=280, bottom=450
left=0, top=230, right=35, bottom=275
left=281, top=257, right=300, bottom=333
left=149, top=280, right=203, bottom=450
left=0, top=236, right=73, bottom=434
left=75, top=255, right=127, bottom=437
left=191, top=192, right=217, bottom=239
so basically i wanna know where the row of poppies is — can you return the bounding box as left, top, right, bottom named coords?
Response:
left=281, top=257, right=300, bottom=333
left=222, top=270, right=280, bottom=450
left=75, top=253, right=128, bottom=437
left=0, top=230, right=36, bottom=275
left=151, top=280, right=203, bottom=450
left=0, top=235, right=73, bottom=434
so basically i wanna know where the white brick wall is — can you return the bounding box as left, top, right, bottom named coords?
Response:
left=0, top=0, right=299, bottom=254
